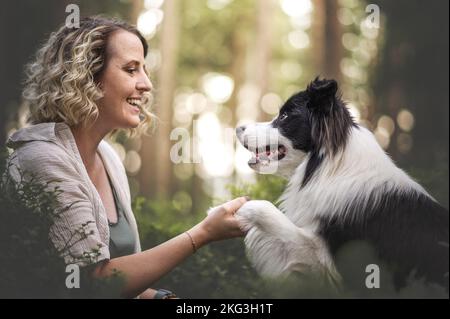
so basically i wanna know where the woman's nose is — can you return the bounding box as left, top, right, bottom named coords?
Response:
left=137, top=73, right=153, bottom=92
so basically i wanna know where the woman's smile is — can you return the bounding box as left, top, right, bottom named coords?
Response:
left=126, top=97, right=143, bottom=113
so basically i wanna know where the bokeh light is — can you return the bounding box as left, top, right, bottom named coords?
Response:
left=144, top=0, right=164, bottom=10
left=289, top=15, right=312, bottom=30
left=172, top=191, right=192, bottom=214
left=374, top=127, right=391, bottom=149
left=360, top=20, right=380, bottom=39
left=397, top=109, right=415, bottom=132
left=196, top=112, right=234, bottom=178
left=174, top=163, right=194, bottom=181
left=207, top=0, right=233, bottom=11
left=377, top=115, right=396, bottom=135
left=337, top=8, right=355, bottom=26
left=124, top=150, right=142, bottom=175
left=186, top=93, right=208, bottom=114
left=137, top=9, right=164, bottom=37
left=261, top=93, right=283, bottom=115
left=288, top=30, right=310, bottom=49
left=202, top=73, right=234, bottom=104
left=281, top=0, right=312, bottom=18
left=342, top=33, right=358, bottom=51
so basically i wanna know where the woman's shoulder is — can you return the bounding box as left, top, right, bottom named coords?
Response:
left=6, top=123, right=81, bottom=181
left=7, top=123, right=72, bottom=161
left=7, top=123, right=57, bottom=146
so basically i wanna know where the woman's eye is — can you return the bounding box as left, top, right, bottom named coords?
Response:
left=279, top=113, right=288, bottom=121
left=126, top=68, right=136, bottom=74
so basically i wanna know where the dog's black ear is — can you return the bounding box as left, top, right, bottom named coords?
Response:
left=306, top=77, right=338, bottom=113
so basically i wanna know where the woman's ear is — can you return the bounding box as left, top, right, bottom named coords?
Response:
left=306, top=77, right=338, bottom=113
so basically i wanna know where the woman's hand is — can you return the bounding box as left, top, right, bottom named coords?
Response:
left=189, top=196, right=249, bottom=246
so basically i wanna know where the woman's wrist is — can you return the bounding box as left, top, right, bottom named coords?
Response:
left=187, top=223, right=211, bottom=250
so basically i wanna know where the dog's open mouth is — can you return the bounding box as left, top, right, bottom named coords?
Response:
left=245, top=144, right=287, bottom=166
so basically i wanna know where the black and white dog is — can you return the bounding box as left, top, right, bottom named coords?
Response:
left=235, top=78, right=449, bottom=290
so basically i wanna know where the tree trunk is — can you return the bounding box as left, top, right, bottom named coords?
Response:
left=0, top=0, right=70, bottom=146
left=311, top=0, right=343, bottom=81
left=128, top=0, right=144, bottom=24
left=139, top=0, right=179, bottom=198
left=371, top=0, right=449, bottom=207
left=255, top=0, right=274, bottom=122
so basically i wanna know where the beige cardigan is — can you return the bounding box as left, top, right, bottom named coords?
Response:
left=6, top=122, right=141, bottom=266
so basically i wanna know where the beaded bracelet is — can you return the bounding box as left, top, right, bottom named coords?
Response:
left=185, top=231, right=197, bottom=253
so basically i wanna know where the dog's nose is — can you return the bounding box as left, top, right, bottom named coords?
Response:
left=236, top=125, right=246, bottom=135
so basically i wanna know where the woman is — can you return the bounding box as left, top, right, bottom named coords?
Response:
left=6, top=16, right=247, bottom=298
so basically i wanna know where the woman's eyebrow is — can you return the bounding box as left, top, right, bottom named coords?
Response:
left=123, top=59, right=140, bottom=66
left=124, top=60, right=148, bottom=69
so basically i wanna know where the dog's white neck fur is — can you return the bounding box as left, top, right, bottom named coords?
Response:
left=279, top=126, right=431, bottom=228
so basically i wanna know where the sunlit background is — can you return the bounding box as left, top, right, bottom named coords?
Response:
left=132, top=0, right=384, bottom=203
left=1, top=0, right=448, bottom=213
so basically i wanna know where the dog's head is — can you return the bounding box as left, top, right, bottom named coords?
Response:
left=236, top=77, right=355, bottom=180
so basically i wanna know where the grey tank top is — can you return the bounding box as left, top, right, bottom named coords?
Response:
left=108, top=180, right=136, bottom=259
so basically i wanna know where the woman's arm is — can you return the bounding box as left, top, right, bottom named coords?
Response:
left=93, top=197, right=247, bottom=298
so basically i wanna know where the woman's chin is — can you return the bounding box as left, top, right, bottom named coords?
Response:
left=129, top=119, right=141, bottom=128
left=122, top=116, right=141, bottom=129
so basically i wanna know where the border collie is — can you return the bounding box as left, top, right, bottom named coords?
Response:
left=235, top=78, right=449, bottom=291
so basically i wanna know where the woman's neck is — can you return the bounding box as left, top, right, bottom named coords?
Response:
left=70, top=122, right=109, bottom=171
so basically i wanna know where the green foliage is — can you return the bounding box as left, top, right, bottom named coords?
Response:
left=0, top=153, right=66, bottom=298
left=132, top=175, right=290, bottom=298
left=132, top=174, right=336, bottom=298
left=133, top=174, right=325, bottom=298
left=176, top=0, right=255, bottom=82
left=227, top=175, right=287, bottom=204
left=0, top=151, right=124, bottom=298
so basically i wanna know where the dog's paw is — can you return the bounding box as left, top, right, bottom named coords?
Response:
left=235, top=200, right=280, bottom=232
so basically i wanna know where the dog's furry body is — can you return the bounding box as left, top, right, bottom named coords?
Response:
left=236, top=78, right=448, bottom=290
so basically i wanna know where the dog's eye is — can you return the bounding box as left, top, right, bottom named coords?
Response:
left=279, top=113, right=288, bottom=121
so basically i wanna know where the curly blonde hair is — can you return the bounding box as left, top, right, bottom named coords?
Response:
left=23, top=16, right=155, bottom=136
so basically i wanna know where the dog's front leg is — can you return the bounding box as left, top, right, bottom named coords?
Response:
left=236, top=200, right=337, bottom=281
left=236, top=200, right=298, bottom=238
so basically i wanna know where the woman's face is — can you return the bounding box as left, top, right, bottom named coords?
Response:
left=96, top=30, right=152, bottom=130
